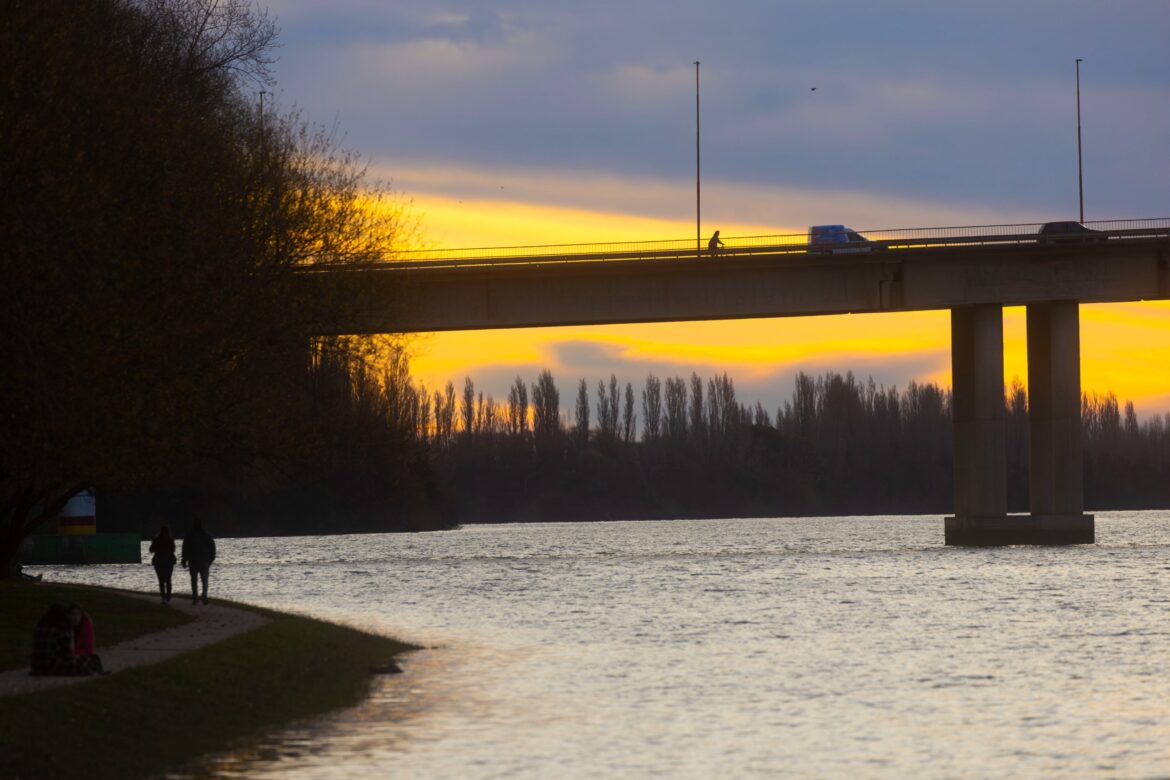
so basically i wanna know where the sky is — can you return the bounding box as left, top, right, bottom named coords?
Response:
left=263, top=0, right=1170, bottom=416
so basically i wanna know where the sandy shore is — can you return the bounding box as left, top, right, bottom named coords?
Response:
left=0, top=595, right=269, bottom=697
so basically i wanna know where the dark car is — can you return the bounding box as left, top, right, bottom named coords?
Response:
left=1038, top=221, right=1107, bottom=244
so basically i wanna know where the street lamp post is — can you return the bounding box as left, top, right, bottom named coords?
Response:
left=695, top=61, right=701, bottom=258
left=1075, top=58, right=1084, bottom=222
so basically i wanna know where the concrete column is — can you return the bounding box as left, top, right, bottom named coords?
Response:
left=1027, top=302, right=1084, bottom=515
left=950, top=304, right=1006, bottom=519
left=1019, top=302, right=1093, bottom=543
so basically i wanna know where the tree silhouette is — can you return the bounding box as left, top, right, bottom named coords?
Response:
left=531, top=370, right=561, bottom=450
left=1, top=0, right=416, bottom=573
left=622, top=382, right=637, bottom=443
left=664, top=377, right=688, bottom=442
left=461, top=377, right=476, bottom=435
left=642, top=374, right=662, bottom=442
left=575, top=379, right=591, bottom=446
left=507, top=376, right=530, bottom=436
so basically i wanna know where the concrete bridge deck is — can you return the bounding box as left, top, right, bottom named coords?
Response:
left=308, top=222, right=1170, bottom=334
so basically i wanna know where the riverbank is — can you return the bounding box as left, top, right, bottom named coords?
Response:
left=0, top=580, right=418, bottom=780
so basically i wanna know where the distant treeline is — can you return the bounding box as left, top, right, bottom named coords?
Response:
left=104, top=360, right=1170, bottom=534
left=383, top=368, right=1170, bottom=522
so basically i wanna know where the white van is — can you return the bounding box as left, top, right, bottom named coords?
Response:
left=808, top=225, right=876, bottom=253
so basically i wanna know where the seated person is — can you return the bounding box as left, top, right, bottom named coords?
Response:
left=30, top=603, right=102, bottom=676
left=66, top=604, right=100, bottom=666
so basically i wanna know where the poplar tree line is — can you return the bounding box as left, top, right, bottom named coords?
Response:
left=378, top=367, right=1170, bottom=521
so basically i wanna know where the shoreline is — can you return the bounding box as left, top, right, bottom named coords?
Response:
left=0, top=580, right=418, bottom=779
left=0, top=590, right=270, bottom=697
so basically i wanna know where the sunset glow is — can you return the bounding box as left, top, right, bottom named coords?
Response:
left=409, top=192, right=787, bottom=249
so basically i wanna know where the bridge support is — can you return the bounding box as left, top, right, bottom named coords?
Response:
left=1024, top=302, right=1094, bottom=542
left=945, top=302, right=1094, bottom=545
left=946, top=304, right=1007, bottom=544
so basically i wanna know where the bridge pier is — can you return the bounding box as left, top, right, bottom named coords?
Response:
left=1024, top=302, right=1094, bottom=542
left=946, top=304, right=1007, bottom=543
left=945, top=302, right=1094, bottom=545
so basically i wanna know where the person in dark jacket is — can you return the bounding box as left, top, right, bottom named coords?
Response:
left=149, top=524, right=177, bottom=603
left=181, top=518, right=216, bottom=605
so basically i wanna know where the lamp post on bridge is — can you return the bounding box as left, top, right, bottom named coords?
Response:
left=1075, top=58, right=1084, bottom=223
left=695, top=60, right=701, bottom=259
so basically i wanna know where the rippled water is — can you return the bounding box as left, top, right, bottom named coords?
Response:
left=35, top=512, right=1170, bottom=778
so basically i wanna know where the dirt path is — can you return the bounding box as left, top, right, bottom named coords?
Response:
left=0, top=596, right=269, bottom=697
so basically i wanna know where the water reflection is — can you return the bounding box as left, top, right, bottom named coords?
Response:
left=37, top=513, right=1170, bottom=778
left=191, top=652, right=444, bottom=779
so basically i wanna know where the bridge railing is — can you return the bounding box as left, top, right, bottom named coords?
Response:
left=395, top=232, right=808, bottom=265
left=305, top=218, right=1170, bottom=271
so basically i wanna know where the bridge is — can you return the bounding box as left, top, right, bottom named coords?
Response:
left=306, top=218, right=1170, bottom=545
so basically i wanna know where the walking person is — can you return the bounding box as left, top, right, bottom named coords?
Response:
left=181, top=518, right=216, bottom=605
left=707, top=229, right=725, bottom=257
left=149, top=524, right=177, bottom=603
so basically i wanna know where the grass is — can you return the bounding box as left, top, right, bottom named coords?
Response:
left=0, top=582, right=419, bottom=780
left=0, top=580, right=192, bottom=671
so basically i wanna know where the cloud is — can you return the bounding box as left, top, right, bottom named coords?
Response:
left=417, top=9, right=510, bottom=46
left=265, top=2, right=516, bottom=48
left=264, top=1, right=1169, bottom=216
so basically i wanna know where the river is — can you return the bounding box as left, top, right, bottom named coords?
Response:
left=34, top=512, right=1170, bottom=778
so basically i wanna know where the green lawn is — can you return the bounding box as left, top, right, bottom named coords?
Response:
left=0, top=582, right=419, bottom=780
left=0, top=580, right=192, bottom=671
